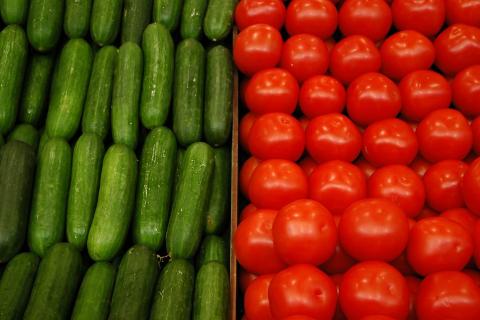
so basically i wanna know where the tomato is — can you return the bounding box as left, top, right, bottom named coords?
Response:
left=416, top=207, right=438, bottom=220
left=359, top=316, right=396, bottom=320
left=299, top=156, right=317, bottom=177
left=325, top=38, right=336, bottom=55
left=305, top=113, right=362, bottom=163
left=445, top=0, right=480, bottom=28
left=440, top=208, right=477, bottom=236
left=249, top=159, right=308, bottom=209
left=299, top=116, right=309, bottom=131
left=235, top=0, right=287, bottom=30
left=464, top=269, right=480, bottom=287
left=434, top=24, right=480, bottom=76
left=239, top=112, right=258, bottom=152
left=240, top=156, right=261, bottom=197
left=330, top=35, right=381, bottom=85
left=399, top=70, right=452, bottom=122
left=355, top=157, right=376, bottom=178
left=285, top=0, right=338, bottom=40
left=284, top=316, right=317, bottom=320
left=244, top=274, right=274, bottom=320
left=463, top=157, right=480, bottom=215
left=322, top=241, right=357, bottom=274
left=416, top=271, right=480, bottom=320
left=452, top=65, right=480, bottom=117
left=475, top=220, right=480, bottom=268
left=240, top=203, right=259, bottom=221
left=347, top=73, right=401, bottom=127
left=391, top=0, right=445, bottom=37
left=405, top=276, right=420, bottom=320
left=245, top=68, right=299, bottom=115
left=411, top=157, right=432, bottom=178
left=299, top=75, right=346, bottom=118
left=240, top=78, right=249, bottom=105
left=280, top=34, right=329, bottom=83
left=423, top=160, right=469, bottom=212
left=309, top=160, right=367, bottom=215
left=472, top=117, right=480, bottom=155
left=331, top=274, right=347, bottom=320
left=269, top=264, right=337, bottom=319
left=239, top=268, right=258, bottom=293
left=416, top=109, right=473, bottom=162
left=338, top=0, right=392, bottom=42
left=339, top=261, right=409, bottom=320
left=368, top=165, right=425, bottom=218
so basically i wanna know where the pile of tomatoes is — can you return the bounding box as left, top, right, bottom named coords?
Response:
left=232, top=0, right=480, bottom=319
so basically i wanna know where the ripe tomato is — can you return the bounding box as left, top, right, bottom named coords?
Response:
left=244, top=274, right=274, bottom=320
left=416, top=109, right=473, bottom=162
left=285, top=0, right=338, bottom=40
left=249, top=159, right=308, bottom=209
left=445, top=0, right=480, bottom=28
left=347, top=73, right=401, bottom=127
left=284, top=316, right=317, bottom=320
left=391, top=0, right=445, bottom=37
left=475, top=220, right=480, bottom=267
left=399, top=70, right=452, bottom=122
left=305, top=113, right=362, bottom=163
left=452, top=65, right=480, bottom=117
left=463, top=157, right=480, bottom=215
left=410, top=156, right=431, bottom=177
left=240, top=203, right=259, bottom=221
left=464, top=269, right=480, bottom=287
left=359, top=316, right=395, bottom=320
left=280, top=34, right=329, bottom=83
left=299, top=116, right=309, bottom=131
left=240, top=78, right=249, bottom=105
left=240, top=157, right=261, bottom=197
left=299, top=75, right=346, bottom=118
left=269, top=264, right=337, bottom=319
left=239, top=112, right=258, bottom=152
left=239, top=268, right=258, bottom=293
left=309, top=160, right=367, bottom=215
left=299, top=156, right=317, bottom=177
left=235, top=0, right=286, bottom=30
left=416, top=207, right=438, bottom=220
left=322, top=241, right=357, bottom=274
left=405, top=276, right=420, bottom=320
left=355, top=157, right=376, bottom=178
left=440, top=208, right=477, bottom=236
left=472, top=117, right=480, bottom=155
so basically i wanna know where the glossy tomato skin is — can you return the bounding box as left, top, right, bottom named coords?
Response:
left=235, top=0, right=286, bottom=30
left=445, top=0, right=480, bottom=28
left=475, top=220, right=480, bottom=268
left=440, top=208, right=477, bottom=236
left=359, top=316, right=396, bottom=320
left=452, top=65, right=480, bottom=117
left=463, top=157, right=480, bottom=215
left=472, top=117, right=480, bottom=154
left=355, top=157, right=376, bottom=178
left=285, top=0, right=338, bottom=40
left=299, top=156, right=317, bottom=177
left=405, top=276, right=420, bottom=320
left=391, top=0, right=445, bottom=37
left=244, top=274, right=275, bottom=320
left=240, top=156, right=261, bottom=197
left=239, top=112, right=258, bottom=152
left=240, top=203, right=259, bottom=221
left=410, top=156, right=431, bottom=177
left=299, top=75, right=346, bottom=118
left=464, top=269, right=480, bottom=287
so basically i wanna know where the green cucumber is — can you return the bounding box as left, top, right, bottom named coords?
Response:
left=203, top=0, right=235, bottom=42
left=150, top=259, right=195, bottom=320
left=37, top=128, right=49, bottom=155
left=121, top=0, right=152, bottom=44
left=193, top=262, right=229, bottom=320
left=0, top=0, right=29, bottom=24
left=45, top=39, right=93, bottom=140
left=8, top=124, right=39, bottom=149
left=173, top=38, right=206, bottom=147
left=173, top=148, right=185, bottom=192
left=64, top=0, right=92, bottom=38
left=82, top=46, right=117, bottom=140
left=111, top=42, right=143, bottom=149
left=166, top=142, right=214, bottom=259
left=109, top=245, right=159, bottom=320
left=71, top=262, right=116, bottom=320
left=0, top=134, right=4, bottom=147
left=24, top=243, right=84, bottom=320
left=133, top=127, right=177, bottom=252
left=26, top=0, right=64, bottom=51
left=196, top=235, right=228, bottom=269
left=153, top=0, right=183, bottom=31
left=0, top=25, right=28, bottom=135
left=140, top=23, right=174, bottom=129
left=87, top=144, right=137, bottom=261
left=180, top=0, right=208, bottom=40
left=0, top=141, right=36, bottom=263
left=90, top=0, right=123, bottom=46
left=67, top=134, right=104, bottom=251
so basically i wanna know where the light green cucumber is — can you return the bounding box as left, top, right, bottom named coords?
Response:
left=0, top=0, right=29, bottom=24
left=26, top=0, right=64, bottom=51
left=90, top=0, right=123, bottom=46
left=153, top=0, right=183, bottom=31
left=8, top=124, right=39, bottom=149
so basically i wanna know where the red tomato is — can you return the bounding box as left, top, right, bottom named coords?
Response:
left=240, top=203, right=259, bottom=221
left=355, top=157, right=376, bottom=178
left=434, top=24, right=480, bottom=76
left=299, top=75, right=346, bottom=118
left=338, top=0, right=392, bottom=42
left=416, top=271, right=480, bottom=320
left=284, top=316, right=317, bottom=320
left=391, top=0, right=445, bottom=37
left=416, top=109, right=473, bottom=162
left=239, top=268, right=258, bottom=293
left=475, top=220, right=480, bottom=267
left=368, top=165, right=425, bottom=218
left=322, top=242, right=357, bottom=274
left=239, top=112, right=258, bottom=152
left=416, top=207, right=439, bottom=220
left=240, top=157, right=261, bottom=197
left=269, top=264, right=337, bottom=319
left=410, top=156, right=431, bottom=177
left=463, top=157, right=480, bottom=215
left=309, top=160, right=367, bottom=215
left=245, top=68, right=299, bottom=114
left=339, top=261, right=409, bottom=320
left=299, top=156, right=317, bottom=177
left=280, top=34, right=329, bottom=83
left=452, top=65, right=480, bottom=117
left=389, top=219, right=416, bottom=276
left=285, top=0, right=338, bottom=40
left=249, top=159, right=308, bottom=209
left=244, top=274, right=274, bottom=320
left=306, top=113, right=362, bottom=163
left=440, top=208, right=477, bottom=236
left=240, top=78, right=249, bottom=105
left=464, top=269, right=480, bottom=287
left=235, top=0, right=287, bottom=30
left=445, top=0, right=480, bottom=28
left=472, top=117, right=480, bottom=155
left=299, top=116, right=309, bottom=131
left=405, top=276, right=420, bottom=320
left=234, top=24, right=283, bottom=76
left=347, top=73, right=401, bottom=127
left=359, top=316, right=396, bottom=320
left=399, top=70, right=452, bottom=122
left=325, top=38, right=336, bottom=55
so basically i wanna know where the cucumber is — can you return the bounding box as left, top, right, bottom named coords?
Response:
left=24, top=243, right=84, bottom=320
left=109, top=245, right=159, bottom=320
left=193, top=262, right=229, bottom=320
left=140, top=23, right=174, bottom=129
left=111, top=42, right=143, bottom=149
left=166, top=142, right=214, bottom=259
left=0, top=0, right=29, bottom=24
left=64, top=0, right=92, bottom=38
left=82, top=46, right=117, bottom=141
left=0, top=134, right=4, bottom=147
left=0, top=252, right=40, bottom=320
left=203, top=0, right=235, bottom=41
left=173, top=38, right=206, bottom=147
left=18, top=53, right=55, bottom=126
left=37, top=128, right=48, bottom=155
left=0, top=141, right=36, bottom=263
left=150, top=259, right=195, bottom=320
left=121, top=0, right=152, bottom=44
left=153, top=0, right=183, bottom=31
left=133, top=127, right=177, bottom=252
left=67, top=134, right=104, bottom=251
left=180, top=0, right=208, bottom=40
left=173, top=148, right=185, bottom=194
left=26, top=0, right=64, bottom=51
left=87, top=144, right=137, bottom=261
left=0, top=25, right=28, bottom=135
left=196, top=235, right=228, bottom=269
left=71, top=262, right=116, bottom=320
left=90, top=0, right=123, bottom=46
left=8, top=124, right=39, bottom=149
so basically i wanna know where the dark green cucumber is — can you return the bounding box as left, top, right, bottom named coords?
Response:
left=8, top=124, right=39, bottom=149
left=166, top=142, right=214, bottom=259
left=173, top=147, right=185, bottom=194
left=64, top=0, right=92, bottom=38
left=180, top=0, right=208, bottom=40
left=203, top=0, right=235, bottom=41
left=196, top=235, right=228, bottom=269
left=87, top=144, right=137, bottom=261
left=193, top=262, right=229, bottom=320
left=121, top=0, right=152, bottom=44
left=109, top=245, right=159, bottom=320
left=71, top=262, right=116, bottom=320
left=0, top=134, right=4, bottom=147
left=173, top=38, right=206, bottom=147
left=111, top=42, right=143, bottom=149
left=0, top=0, right=29, bottom=24
left=140, top=23, right=174, bottom=129
left=153, top=0, right=183, bottom=31
left=150, top=259, right=195, bottom=320
left=67, top=134, right=104, bottom=251
left=0, top=25, right=28, bottom=135
left=133, top=127, right=177, bottom=252
left=26, top=0, right=64, bottom=51
left=0, top=141, right=36, bottom=263
left=82, top=46, right=117, bottom=140
left=37, top=128, right=48, bottom=155
left=90, top=0, right=123, bottom=46
left=24, top=243, right=84, bottom=320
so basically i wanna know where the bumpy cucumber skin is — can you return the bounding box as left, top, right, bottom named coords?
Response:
left=0, top=0, right=29, bottom=24
left=196, top=235, right=228, bottom=269
left=121, top=0, right=153, bottom=44
left=203, top=0, right=236, bottom=41
left=90, top=0, right=123, bottom=46
left=64, top=0, right=93, bottom=38
left=26, top=0, right=65, bottom=52
left=180, top=0, right=208, bottom=40
left=193, top=262, right=229, bottom=320
left=153, top=0, right=183, bottom=31
left=8, top=124, right=39, bottom=149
